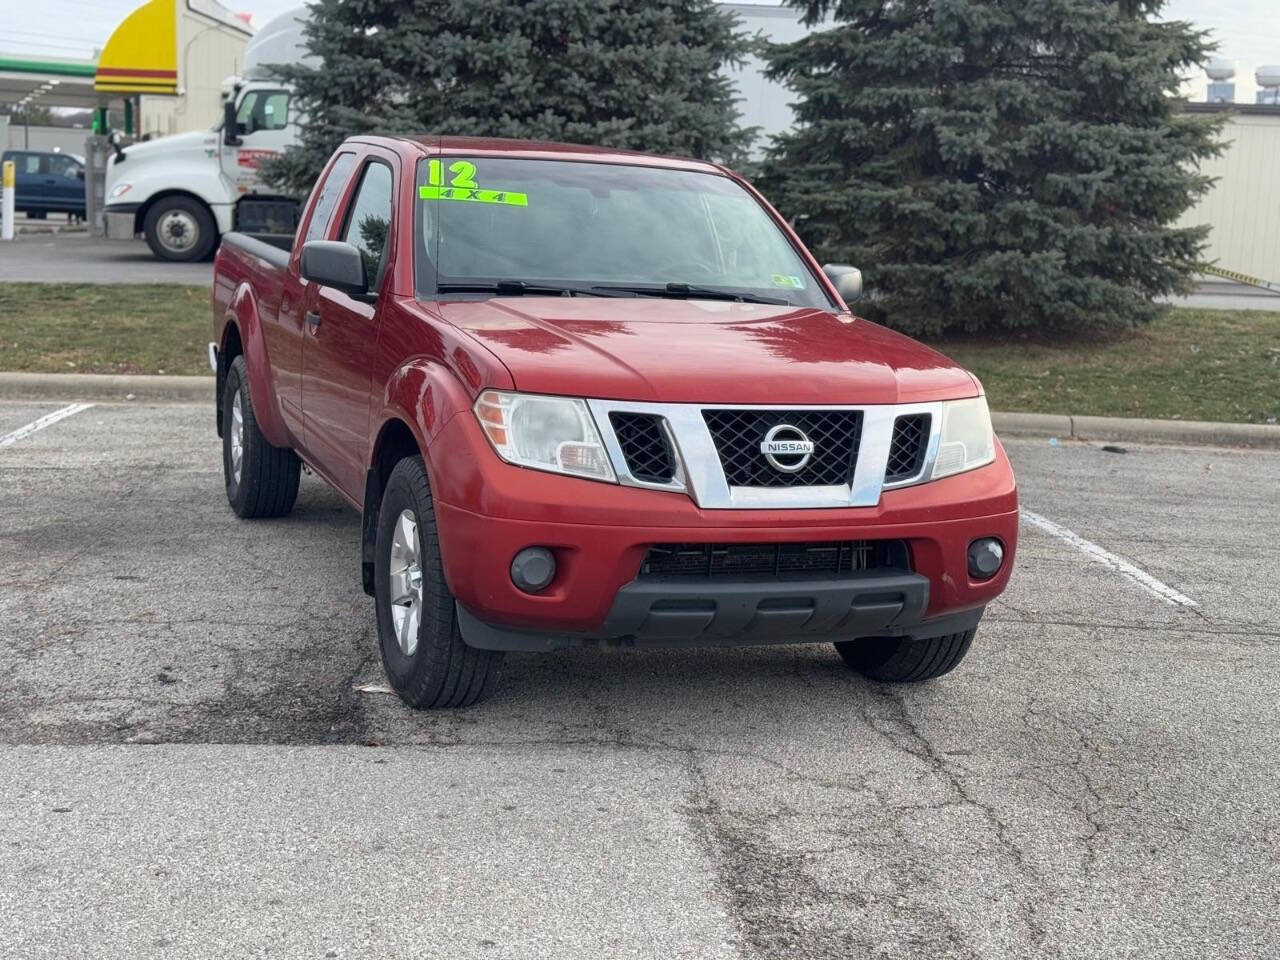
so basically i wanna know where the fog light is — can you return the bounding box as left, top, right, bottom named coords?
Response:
left=511, top=547, right=556, bottom=593
left=968, top=538, right=1004, bottom=580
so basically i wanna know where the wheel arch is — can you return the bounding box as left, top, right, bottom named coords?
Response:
left=360, top=359, right=477, bottom=596
left=362, top=417, right=428, bottom=596
left=214, top=320, right=245, bottom=438
left=218, top=283, right=291, bottom=448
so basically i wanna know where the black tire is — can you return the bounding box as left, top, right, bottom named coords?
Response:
left=375, top=456, right=503, bottom=709
left=222, top=355, right=300, bottom=518
left=834, top=628, right=976, bottom=683
left=143, top=195, right=217, bottom=262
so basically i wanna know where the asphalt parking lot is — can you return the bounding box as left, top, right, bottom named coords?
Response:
left=2, top=399, right=1278, bottom=959
left=0, top=234, right=211, bottom=285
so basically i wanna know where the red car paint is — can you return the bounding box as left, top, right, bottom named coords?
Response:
left=213, top=136, right=1017, bottom=641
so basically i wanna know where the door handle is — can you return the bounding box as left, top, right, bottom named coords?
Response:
left=305, top=311, right=322, bottom=333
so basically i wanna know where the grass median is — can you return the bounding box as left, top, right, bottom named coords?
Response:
left=2, top=282, right=1278, bottom=423
left=0, top=283, right=211, bottom=377
left=935, top=308, right=1280, bottom=424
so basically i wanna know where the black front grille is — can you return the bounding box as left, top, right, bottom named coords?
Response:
left=885, top=413, right=930, bottom=482
left=640, top=540, right=909, bottom=579
left=703, top=409, right=862, bottom=487
left=610, top=412, right=677, bottom=483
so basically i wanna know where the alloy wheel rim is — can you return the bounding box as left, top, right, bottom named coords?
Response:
left=388, top=509, right=423, bottom=656
left=229, top=392, right=244, bottom=485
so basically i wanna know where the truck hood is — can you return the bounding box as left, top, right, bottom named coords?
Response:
left=437, top=298, right=978, bottom=405
left=108, top=130, right=220, bottom=192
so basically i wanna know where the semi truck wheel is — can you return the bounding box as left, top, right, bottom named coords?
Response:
left=375, top=456, right=503, bottom=709
left=144, top=195, right=217, bottom=262
left=834, top=628, right=976, bottom=683
left=222, top=355, right=300, bottom=518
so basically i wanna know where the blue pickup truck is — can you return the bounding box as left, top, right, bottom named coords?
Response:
left=1, top=149, right=86, bottom=220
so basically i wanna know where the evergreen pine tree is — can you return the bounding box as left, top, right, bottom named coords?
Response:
left=762, top=1, right=1223, bottom=335
left=264, top=0, right=754, bottom=195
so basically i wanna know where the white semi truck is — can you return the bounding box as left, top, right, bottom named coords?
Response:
left=105, top=2, right=807, bottom=262
left=102, top=8, right=316, bottom=261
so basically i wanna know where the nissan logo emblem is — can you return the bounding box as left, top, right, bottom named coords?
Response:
left=760, top=424, right=815, bottom=473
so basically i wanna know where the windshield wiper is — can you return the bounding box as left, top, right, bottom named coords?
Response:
left=591, top=282, right=790, bottom=305
left=436, top=280, right=636, bottom=298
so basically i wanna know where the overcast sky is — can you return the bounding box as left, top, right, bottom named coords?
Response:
left=4, top=0, right=1277, bottom=101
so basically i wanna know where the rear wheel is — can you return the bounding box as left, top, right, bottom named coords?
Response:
left=144, top=195, right=217, bottom=261
left=834, top=628, right=976, bottom=683
left=375, top=456, right=503, bottom=708
left=221, top=355, right=300, bottom=518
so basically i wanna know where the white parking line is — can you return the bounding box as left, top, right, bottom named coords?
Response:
left=1020, top=509, right=1198, bottom=608
left=0, top=403, right=96, bottom=450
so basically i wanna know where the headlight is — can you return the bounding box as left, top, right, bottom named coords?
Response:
left=931, top=396, right=996, bottom=480
left=108, top=182, right=133, bottom=200
left=474, top=390, right=616, bottom=482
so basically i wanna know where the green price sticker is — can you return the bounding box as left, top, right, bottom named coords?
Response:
left=420, top=158, right=528, bottom=207
left=419, top=185, right=528, bottom=206
left=771, top=274, right=804, bottom=289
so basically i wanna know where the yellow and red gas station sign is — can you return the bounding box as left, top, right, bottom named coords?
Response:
left=93, top=0, right=178, bottom=96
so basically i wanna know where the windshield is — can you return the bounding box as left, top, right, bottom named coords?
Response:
left=415, top=157, right=833, bottom=308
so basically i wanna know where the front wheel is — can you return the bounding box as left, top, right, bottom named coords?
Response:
left=375, top=456, right=503, bottom=708
left=144, top=195, right=217, bottom=261
left=834, top=628, right=976, bottom=682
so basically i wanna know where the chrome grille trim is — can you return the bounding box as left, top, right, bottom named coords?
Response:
left=586, top=399, right=944, bottom=509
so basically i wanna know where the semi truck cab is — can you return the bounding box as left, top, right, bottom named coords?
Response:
left=102, top=78, right=300, bottom=261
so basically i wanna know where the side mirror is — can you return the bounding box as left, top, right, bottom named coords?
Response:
left=223, top=100, right=242, bottom=146
left=300, top=240, right=368, bottom=298
left=822, top=265, right=863, bottom=304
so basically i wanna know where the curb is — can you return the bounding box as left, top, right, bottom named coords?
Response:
left=1, top=373, right=1277, bottom=450
left=991, top=411, right=1279, bottom=450
left=0, top=372, right=211, bottom=403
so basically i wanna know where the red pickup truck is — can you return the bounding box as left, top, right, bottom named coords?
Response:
left=211, top=135, right=1017, bottom=708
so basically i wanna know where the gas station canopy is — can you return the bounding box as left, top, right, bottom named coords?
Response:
left=0, top=56, right=101, bottom=114
left=1, top=0, right=183, bottom=117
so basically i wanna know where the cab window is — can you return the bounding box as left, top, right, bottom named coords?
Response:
left=235, top=90, right=290, bottom=134
left=339, top=161, right=394, bottom=290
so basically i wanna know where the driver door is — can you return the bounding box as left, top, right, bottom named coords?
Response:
left=219, top=88, right=293, bottom=192
left=301, top=153, right=396, bottom=500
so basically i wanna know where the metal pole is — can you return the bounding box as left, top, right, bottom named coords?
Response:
left=24, top=112, right=29, bottom=149
left=2, top=160, right=15, bottom=241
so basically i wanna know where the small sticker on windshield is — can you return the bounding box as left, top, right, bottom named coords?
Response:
left=771, top=274, right=804, bottom=289
left=419, top=185, right=528, bottom=206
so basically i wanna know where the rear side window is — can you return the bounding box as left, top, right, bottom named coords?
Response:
left=303, top=152, right=356, bottom=243
left=340, top=161, right=394, bottom=288
left=47, top=155, right=80, bottom=178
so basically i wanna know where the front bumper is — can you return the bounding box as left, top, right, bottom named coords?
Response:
left=457, top=571, right=989, bottom=651
left=429, top=411, right=1018, bottom=649
left=103, top=203, right=140, bottom=240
